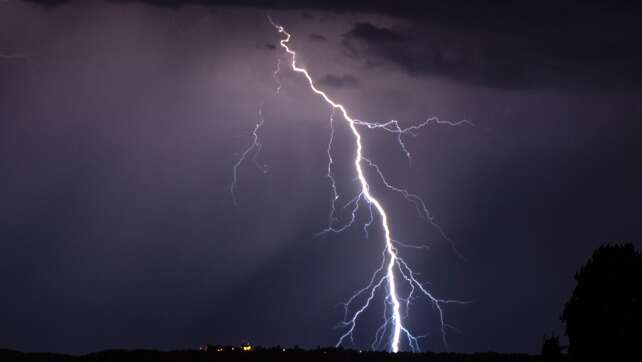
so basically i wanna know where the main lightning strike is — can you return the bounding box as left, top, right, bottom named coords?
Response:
left=267, top=19, right=410, bottom=351
left=267, top=18, right=471, bottom=353
left=232, top=17, right=470, bottom=352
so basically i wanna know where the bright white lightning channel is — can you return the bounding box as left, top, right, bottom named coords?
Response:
left=232, top=17, right=471, bottom=352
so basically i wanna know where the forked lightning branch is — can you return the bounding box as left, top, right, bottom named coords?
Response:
left=231, top=17, right=471, bottom=353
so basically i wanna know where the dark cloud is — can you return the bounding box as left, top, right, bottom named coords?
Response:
left=24, top=0, right=642, bottom=91
left=317, top=74, right=360, bottom=88
left=24, top=1, right=642, bottom=26
left=265, top=42, right=276, bottom=50
left=344, top=22, right=406, bottom=43
left=342, top=20, right=642, bottom=91
left=308, top=33, right=327, bottom=42
left=23, top=0, right=69, bottom=7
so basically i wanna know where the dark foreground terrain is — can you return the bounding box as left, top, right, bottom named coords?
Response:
left=1, top=348, right=548, bottom=362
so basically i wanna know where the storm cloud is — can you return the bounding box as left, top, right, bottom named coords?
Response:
left=308, top=33, right=327, bottom=42
left=25, top=0, right=642, bottom=90
left=341, top=21, right=642, bottom=91
left=317, top=74, right=360, bottom=88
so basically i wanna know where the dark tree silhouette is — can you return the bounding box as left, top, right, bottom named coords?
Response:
left=540, top=334, right=564, bottom=362
left=561, top=243, right=642, bottom=362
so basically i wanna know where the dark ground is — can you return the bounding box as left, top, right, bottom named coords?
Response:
left=0, top=347, right=550, bottom=362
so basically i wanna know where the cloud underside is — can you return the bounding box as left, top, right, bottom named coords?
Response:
left=345, top=22, right=642, bottom=91
left=308, top=33, right=327, bottom=42
left=317, top=74, right=360, bottom=89
left=24, top=0, right=642, bottom=91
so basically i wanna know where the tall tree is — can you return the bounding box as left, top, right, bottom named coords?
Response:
left=561, top=243, right=642, bottom=361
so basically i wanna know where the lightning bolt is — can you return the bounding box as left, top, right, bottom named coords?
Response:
left=230, top=103, right=268, bottom=207
left=232, top=17, right=471, bottom=352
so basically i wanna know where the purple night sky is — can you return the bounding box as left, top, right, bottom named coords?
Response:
left=1, top=0, right=641, bottom=355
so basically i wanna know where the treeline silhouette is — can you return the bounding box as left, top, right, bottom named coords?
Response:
left=0, top=347, right=543, bottom=362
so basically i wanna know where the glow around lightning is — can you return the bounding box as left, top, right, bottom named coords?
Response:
left=232, top=17, right=470, bottom=352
